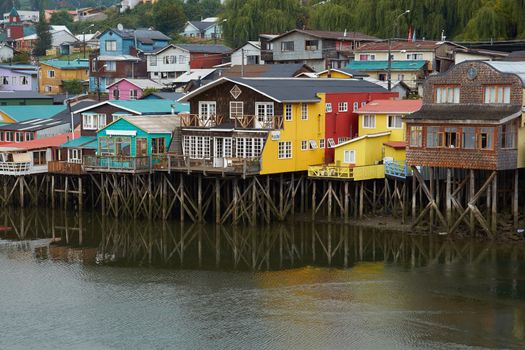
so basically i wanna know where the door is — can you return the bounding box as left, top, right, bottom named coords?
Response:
left=136, top=138, right=148, bottom=156
left=213, top=137, right=224, bottom=167
left=255, top=102, right=274, bottom=129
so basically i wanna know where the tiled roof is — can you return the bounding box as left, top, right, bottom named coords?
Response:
left=383, top=141, right=407, bottom=149
left=40, top=59, right=89, bottom=70
left=0, top=105, right=66, bottom=122
left=408, top=104, right=522, bottom=121
left=356, top=99, right=422, bottom=114
left=346, top=60, right=427, bottom=71
left=176, top=44, right=231, bottom=54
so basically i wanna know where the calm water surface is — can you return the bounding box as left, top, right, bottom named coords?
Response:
left=0, top=208, right=524, bottom=349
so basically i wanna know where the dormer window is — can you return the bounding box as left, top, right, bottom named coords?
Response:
left=484, top=85, right=510, bottom=104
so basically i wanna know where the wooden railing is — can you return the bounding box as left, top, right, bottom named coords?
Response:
left=83, top=155, right=151, bottom=173
left=180, top=113, right=283, bottom=130
left=0, top=162, right=35, bottom=176
left=308, top=165, right=353, bottom=179
left=384, top=160, right=412, bottom=178
left=180, top=114, right=224, bottom=128
left=48, top=161, right=83, bottom=175
left=153, top=154, right=261, bottom=176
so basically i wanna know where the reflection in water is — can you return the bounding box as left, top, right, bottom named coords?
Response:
left=0, top=208, right=525, bottom=349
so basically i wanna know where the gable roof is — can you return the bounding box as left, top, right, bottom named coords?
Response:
left=221, top=63, right=314, bottom=78
left=60, top=135, right=97, bottom=149
left=110, top=115, right=180, bottom=134
left=102, top=27, right=170, bottom=43
left=271, top=29, right=378, bottom=42
left=179, top=77, right=387, bottom=103
left=317, top=67, right=369, bottom=78
left=173, top=69, right=216, bottom=83
left=142, top=91, right=185, bottom=100
left=347, top=60, right=427, bottom=71
left=40, top=59, right=89, bottom=70
left=146, top=44, right=179, bottom=56
left=408, top=104, right=522, bottom=122
left=356, top=40, right=464, bottom=52
left=176, top=44, right=231, bottom=54
left=356, top=99, right=422, bottom=114
left=75, top=100, right=189, bottom=115
left=186, top=20, right=217, bottom=32
left=0, top=105, right=66, bottom=122
left=106, top=78, right=164, bottom=90
left=334, top=131, right=391, bottom=148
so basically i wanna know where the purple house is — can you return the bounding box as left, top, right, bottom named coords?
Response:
left=0, top=64, right=38, bottom=92
left=107, top=78, right=164, bottom=101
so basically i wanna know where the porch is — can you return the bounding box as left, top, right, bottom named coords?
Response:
left=0, top=162, right=48, bottom=176
left=83, top=155, right=151, bottom=173
left=154, top=155, right=261, bottom=176
left=308, top=164, right=385, bottom=181
left=48, top=161, right=84, bottom=175
left=180, top=114, right=283, bottom=129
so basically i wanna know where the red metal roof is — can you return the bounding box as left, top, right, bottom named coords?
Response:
left=2, top=131, right=79, bottom=151
left=356, top=40, right=451, bottom=51
left=357, top=99, right=422, bottom=114
left=383, top=141, right=407, bottom=149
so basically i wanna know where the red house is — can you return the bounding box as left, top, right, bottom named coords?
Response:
left=4, top=7, right=25, bottom=43
left=176, top=44, right=231, bottom=69
left=324, top=90, right=397, bottom=163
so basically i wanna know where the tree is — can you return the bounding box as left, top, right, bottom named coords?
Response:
left=12, top=52, right=30, bottom=63
left=0, top=1, right=20, bottom=14
left=50, top=10, right=74, bottom=26
left=63, top=80, right=85, bottom=95
left=152, top=0, right=187, bottom=35
left=34, top=10, right=51, bottom=57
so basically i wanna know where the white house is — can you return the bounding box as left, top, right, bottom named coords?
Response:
left=231, top=41, right=263, bottom=65
left=2, top=10, right=39, bottom=22
left=181, top=17, right=223, bottom=39
left=146, top=44, right=190, bottom=84
left=0, top=45, right=15, bottom=63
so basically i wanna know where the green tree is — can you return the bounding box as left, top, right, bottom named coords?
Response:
left=50, top=10, right=74, bottom=26
left=153, top=0, right=187, bottom=35
left=34, top=10, right=51, bottom=57
left=63, top=80, right=85, bottom=95
left=12, top=52, right=30, bottom=64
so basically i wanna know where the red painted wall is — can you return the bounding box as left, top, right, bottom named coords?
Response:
left=324, top=91, right=398, bottom=163
left=190, top=53, right=226, bottom=69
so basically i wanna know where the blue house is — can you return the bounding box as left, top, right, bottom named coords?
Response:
left=90, top=27, right=171, bottom=92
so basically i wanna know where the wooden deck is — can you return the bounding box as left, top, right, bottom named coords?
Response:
left=48, top=161, right=84, bottom=175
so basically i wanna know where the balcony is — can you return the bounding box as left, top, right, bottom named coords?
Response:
left=308, top=164, right=385, bottom=181
left=154, top=155, right=261, bottom=176
left=83, top=155, right=151, bottom=173
left=0, top=162, right=48, bottom=176
left=384, top=160, right=412, bottom=179
left=48, top=161, right=84, bottom=175
left=180, top=114, right=283, bottom=130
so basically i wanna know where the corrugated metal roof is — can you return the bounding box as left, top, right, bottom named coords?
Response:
left=2, top=131, right=79, bottom=151
left=118, top=115, right=180, bottom=134
left=408, top=104, right=522, bottom=121
left=110, top=100, right=189, bottom=114
left=106, top=28, right=170, bottom=42
left=176, top=44, right=231, bottom=54
left=0, top=105, right=66, bottom=122
left=347, top=60, right=427, bottom=71
left=0, top=91, right=52, bottom=99
left=60, top=135, right=97, bottom=148
left=356, top=99, right=422, bottom=114
left=173, top=69, right=216, bottom=83
left=107, top=78, right=164, bottom=90
left=40, top=59, right=89, bottom=70
left=485, top=61, right=525, bottom=86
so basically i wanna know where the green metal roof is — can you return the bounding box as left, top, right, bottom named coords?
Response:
left=9, top=7, right=19, bottom=18
left=0, top=105, right=66, bottom=122
left=110, top=100, right=190, bottom=115
left=40, top=59, right=90, bottom=70
left=346, top=60, right=427, bottom=71
left=60, top=136, right=97, bottom=149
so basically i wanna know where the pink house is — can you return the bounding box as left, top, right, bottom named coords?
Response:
left=107, top=78, right=165, bottom=100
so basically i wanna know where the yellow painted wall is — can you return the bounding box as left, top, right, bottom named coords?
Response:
left=361, top=71, right=418, bottom=89
left=334, top=134, right=390, bottom=167
left=260, top=95, right=325, bottom=174
left=384, top=146, right=406, bottom=161
left=39, top=64, right=89, bottom=95
left=358, top=113, right=406, bottom=141
left=0, top=111, right=16, bottom=123
left=317, top=71, right=351, bottom=79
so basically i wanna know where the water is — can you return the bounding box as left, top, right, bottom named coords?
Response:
left=0, top=208, right=524, bottom=349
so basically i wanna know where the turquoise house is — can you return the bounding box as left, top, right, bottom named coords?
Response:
left=86, top=115, right=180, bottom=172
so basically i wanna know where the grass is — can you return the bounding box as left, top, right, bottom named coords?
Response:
left=38, top=51, right=93, bottom=61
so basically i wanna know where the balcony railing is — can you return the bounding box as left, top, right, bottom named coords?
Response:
left=0, top=162, right=47, bottom=176
left=48, top=161, right=84, bottom=175
left=384, top=160, right=412, bottom=179
left=153, top=155, right=261, bottom=176
left=83, top=155, right=151, bottom=173
left=180, top=114, right=283, bottom=130
left=308, top=165, right=353, bottom=179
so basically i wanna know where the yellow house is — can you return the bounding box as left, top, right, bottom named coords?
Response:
left=309, top=99, right=422, bottom=180
left=316, top=68, right=367, bottom=79
left=39, top=59, right=89, bottom=95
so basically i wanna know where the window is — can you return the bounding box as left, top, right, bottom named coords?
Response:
left=21, top=76, right=28, bottom=85
left=325, top=103, right=332, bottom=113
left=115, top=137, right=131, bottom=156
left=281, top=41, right=294, bottom=52
left=68, top=149, right=81, bottom=162
left=359, top=54, right=375, bottom=61
left=152, top=137, right=166, bottom=154
left=301, top=140, right=308, bottom=151
left=479, top=128, right=494, bottom=150
left=5, top=132, right=13, bottom=142
left=338, top=102, right=348, bottom=112
left=25, top=132, right=33, bottom=141
left=343, top=150, right=355, bottom=163
left=33, top=151, right=47, bottom=165
left=353, top=102, right=359, bottom=112
left=2, top=76, right=8, bottom=85
left=444, top=127, right=458, bottom=148
left=149, top=57, right=157, bottom=66
left=409, top=126, right=422, bottom=147
left=15, top=132, right=23, bottom=142
left=309, top=140, right=318, bottom=149
left=255, top=102, right=274, bottom=128
left=327, top=138, right=335, bottom=148
left=285, top=104, right=292, bottom=121
left=163, top=55, right=176, bottom=64
left=105, top=61, right=116, bottom=72
left=130, top=89, right=138, bottom=100
left=406, top=53, right=423, bottom=60
left=179, top=55, right=187, bottom=64
left=426, top=126, right=442, bottom=148
left=387, top=115, right=402, bottom=129
left=501, top=122, right=517, bottom=149
left=305, top=40, right=319, bottom=50
left=338, top=137, right=350, bottom=144
left=435, top=86, right=460, bottom=103
left=183, top=136, right=211, bottom=159
left=235, top=138, right=264, bottom=158
left=319, top=139, right=325, bottom=149
left=83, top=113, right=106, bottom=130
left=362, top=115, right=375, bottom=128
left=12, top=77, right=16, bottom=84
left=397, top=74, right=405, bottom=81
left=44, top=85, right=52, bottom=92
left=361, top=102, right=366, bottom=107
left=47, top=70, right=55, bottom=78
left=112, top=89, right=120, bottom=100
left=105, top=40, right=117, bottom=51
left=0, top=132, right=3, bottom=141
left=301, top=104, right=308, bottom=120
left=230, top=101, right=243, bottom=119
left=198, top=101, right=217, bottom=122
left=278, top=141, right=292, bottom=159
left=484, top=86, right=511, bottom=104
left=462, top=127, right=476, bottom=149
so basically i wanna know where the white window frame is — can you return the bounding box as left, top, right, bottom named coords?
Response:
left=309, top=140, right=318, bottom=149
left=343, top=150, right=355, bottom=164
left=285, top=104, right=292, bottom=121
left=278, top=141, right=292, bottom=159
left=327, top=138, right=335, bottom=148
left=105, top=40, right=117, bottom=51
left=198, top=101, right=217, bottom=122
left=129, top=89, right=138, bottom=100
left=353, top=102, right=359, bottom=112
left=363, top=115, right=376, bottom=129
left=255, top=102, right=274, bottom=128
left=319, top=139, right=325, bottom=149
left=300, top=103, right=308, bottom=120
left=387, top=115, right=402, bottom=129
left=230, top=101, right=244, bottom=119
left=338, top=102, right=348, bottom=112
left=47, top=70, right=55, bottom=78
left=301, top=140, right=308, bottom=151
left=325, top=103, right=332, bottom=113
left=83, top=113, right=106, bottom=130
left=105, top=61, right=116, bottom=72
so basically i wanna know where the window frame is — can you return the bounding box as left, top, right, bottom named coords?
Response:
left=362, top=115, right=376, bottom=129
left=387, top=115, right=402, bottom=129
left=278, top=141, right=292, bottom=159
left=281, top=41, right=294, bottom=52
left=229, top=101, right=244, bottom=119
left=284, top=104, right=292, bottom=121
left=338, top=102, right=348, bottom=112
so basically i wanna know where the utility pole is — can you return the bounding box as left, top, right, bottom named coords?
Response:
left=388, top=9, right=410, bottom=91
left=241, top=48, right=244, bottom=77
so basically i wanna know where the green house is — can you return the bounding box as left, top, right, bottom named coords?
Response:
left=85, top=115, right=180, bottom=173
